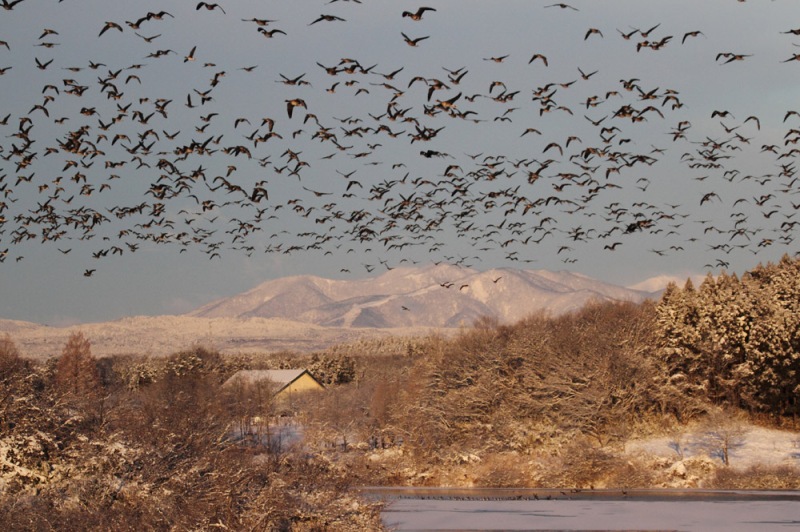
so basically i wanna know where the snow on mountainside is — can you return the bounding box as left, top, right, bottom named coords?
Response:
left=2, top=265, right=663, bottom=359
left=627, top=273, right=706, bottom=293
left=189, top=264, right=655, bottom=327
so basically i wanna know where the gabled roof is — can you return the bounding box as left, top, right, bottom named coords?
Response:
left=224, top=369, right=323, bottom=394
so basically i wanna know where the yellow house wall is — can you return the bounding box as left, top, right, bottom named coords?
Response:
left=279, top=373, right=324, bottom=395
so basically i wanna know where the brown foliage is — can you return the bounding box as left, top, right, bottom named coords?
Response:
left=391, top=301, right=680, bottom=460
left=709, top=464, right=800, bottom=489
left=537, top=435, right=621, bottom=488
left=54, top=331, right=101, bottom=400
left=0, top=335, right=38, bottom=445
left=0, top=334, right=25, bottom=382
left=0, top=341, right=387, bottom=531
left=3, top=285, right=797, bottom=523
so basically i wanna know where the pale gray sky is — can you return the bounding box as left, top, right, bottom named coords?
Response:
left=1, top=0, right=799, bottom=324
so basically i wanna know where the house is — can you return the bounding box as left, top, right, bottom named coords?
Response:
left=224, top=369, right=322, bottom=445
left=224, top=368, right=324, bottom=397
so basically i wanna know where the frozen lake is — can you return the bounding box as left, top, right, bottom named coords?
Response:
left=366, top=488, right=800, bottom=531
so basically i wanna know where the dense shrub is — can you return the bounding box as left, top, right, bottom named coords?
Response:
left=710, top=464, right=800, bottom=489
left=389, top=300, right=682, bottom=460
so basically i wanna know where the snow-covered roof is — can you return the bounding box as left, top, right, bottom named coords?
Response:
left=224, top=369, right=322, bottom=393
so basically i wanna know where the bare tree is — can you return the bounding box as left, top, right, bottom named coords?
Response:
left=223, top=375, right=279, bottom=452
left=0, top=334, right=28, bottom=432
left=54, top=332, right=104, bottom=425
left=0, top=334, right=23, bottom=376
left=700, top=407, right=749, bottom=465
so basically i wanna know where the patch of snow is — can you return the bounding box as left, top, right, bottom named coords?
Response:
left=626, top=425, right=800, bottom=469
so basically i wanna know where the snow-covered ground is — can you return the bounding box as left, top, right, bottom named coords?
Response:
left=625, top=424, right=800, bottom=469
left=0, top=315, right=439, bottom=358
left=380, top=424, right=800, bottom=530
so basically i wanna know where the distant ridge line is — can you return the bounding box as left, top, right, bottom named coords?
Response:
left=188, top=263, right=660, bottom=328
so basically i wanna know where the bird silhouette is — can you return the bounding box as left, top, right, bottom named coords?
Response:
left=309, top=14, right=346, bottom=25
left=1, top=0, right=26, bottom=10
left=98, top=21, right=123, bottom=37
left=401, top=32, right=429, bottom=46
left=545, top=3, right=578, bottom=10
left=285, top=98, right=307, bottom=118
left=0, top=0, right=796, bottom=284
left=402, top=7, right=436, bottom=20
left=529, top=53, right=548, bottom=66
left=196, top=2, right=225, bottom=14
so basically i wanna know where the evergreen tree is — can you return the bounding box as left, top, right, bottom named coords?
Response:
left=656, top=255, right=800, bottom=415
left=738, top=255, right=800, bottom=414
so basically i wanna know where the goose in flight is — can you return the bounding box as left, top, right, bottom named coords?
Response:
left=401, top=32, right=429, bottom=46
left=309, top=14, right=346, bottom=25
left=196, top=2, right=226, bottom=14
left=258, top=27, right=286, bottom=38
left=98, top=21, right=123, bottom=37
left=183, top=45, right=197, bottom=63
left=402, top=7, right=436, bottom=20
left=529, top=53, right=548, bottom=66
left=1, top=0, right=26, bottom=10
left=545, top=3, right=578, bottom=11
left=286, top=98, right=307, bottom=118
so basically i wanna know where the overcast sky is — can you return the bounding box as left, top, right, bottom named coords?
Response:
left=1, top=0, right=799, bottom=325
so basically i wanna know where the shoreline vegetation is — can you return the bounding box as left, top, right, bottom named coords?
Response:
left=1, top=256, right=800, bottom=529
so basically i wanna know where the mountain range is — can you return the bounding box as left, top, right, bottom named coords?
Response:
left=3, top=264, right=666, bottom=359
left=190, top=263, right=658, bottom=327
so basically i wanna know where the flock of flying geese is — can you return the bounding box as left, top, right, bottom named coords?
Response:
left=1, top=0, right=800, bottom=281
